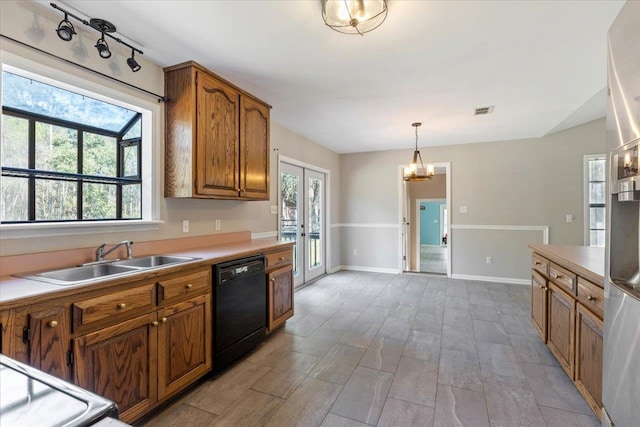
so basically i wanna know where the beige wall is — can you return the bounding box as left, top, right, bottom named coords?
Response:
left=339, top=118, right=607, bottom=280
left=0, top=1, right=341, bottom=270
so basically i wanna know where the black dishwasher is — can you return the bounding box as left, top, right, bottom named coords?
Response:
left=214, top=255, right=267, bottom=371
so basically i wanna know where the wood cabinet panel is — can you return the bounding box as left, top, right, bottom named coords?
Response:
left=266, top=249, right=294, bottom=271
left=575, top=303, right=603, bottom=420
left=73, top=313, right=158, bottom=424
left=28, top=306, right=70, bottom=380
left=547, top=281, right=575, bottom=379
left=549, top=262, right=577, bottom=295
left=157, top=293, right=212, bottom=398
left=239, top=96, right=269, bottom=200
left=530, top=270, right=547, bottom=342
left=157, top=269, right=210, bottom=306
left=72, top=283, right=155, bottom=332
left=532, top=253, right=549, bottom=276
left=268, top=265, right=294, bottom=331
left=577, top=277, right=604, bottom=318
left=196, top=72, right=240, bottom=197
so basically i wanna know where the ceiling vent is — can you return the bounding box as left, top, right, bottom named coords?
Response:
left=474, top=106, right=494, bottom=115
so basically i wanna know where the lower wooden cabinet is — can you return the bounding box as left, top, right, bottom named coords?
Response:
left=157, top=293, right=211, bottom=399
left=530, top=270, right=548, bottom=342
left=73, top=313, right=158, bottom=423
left=267, top=264, right=294, bottom=331
left=28, top=306, right=71, bottom=381
left=575, top=303, right=603, bottom=418
left=547, top=281, right=575, bottom=379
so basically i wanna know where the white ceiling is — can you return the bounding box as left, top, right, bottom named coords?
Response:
left=58, top=0, right=625, bottom=154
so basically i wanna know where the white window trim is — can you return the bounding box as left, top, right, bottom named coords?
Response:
left=0, top=51, right=162, bottom=239
left=583, top=153, right=606, bottom=246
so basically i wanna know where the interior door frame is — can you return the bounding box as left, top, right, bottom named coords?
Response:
left=415, top=198, right=446, bottom=272
left=398, top=161, right=451, bottom=276
left=278, top=155, right=331, bottom=285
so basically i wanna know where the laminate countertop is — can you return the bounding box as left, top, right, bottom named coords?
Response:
left=529, top=243, right=605, bottom=287
left=0, top=238, right=293, bottom=309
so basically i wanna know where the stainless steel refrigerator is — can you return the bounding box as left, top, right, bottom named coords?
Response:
left=604, top=2, right=640, bottom=426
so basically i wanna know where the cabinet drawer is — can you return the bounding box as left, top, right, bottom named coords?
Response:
left=577, top=277, right=604, bottom=318
left=73, top=284, right=155, bottom=331
left=532, top=253, right=549, bottom=275
left=549, top=262, right=577, bottom=295
left=157, top=269, right=210, bottom=305
left=266, top=249, right=293, bottom=271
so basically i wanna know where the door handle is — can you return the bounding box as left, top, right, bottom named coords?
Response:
left=301, top=233, right=306, bottom=237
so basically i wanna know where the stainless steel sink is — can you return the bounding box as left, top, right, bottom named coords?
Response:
left=20, top=255, right=200, bottom=286
left=23, top=264, right=139, bottom=286
left=111, top=255, right=197, bottom=269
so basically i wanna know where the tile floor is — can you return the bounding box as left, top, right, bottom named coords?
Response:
left=420, top=246, right=447, bottom=274
left=139, top=271, right=599, bottom=427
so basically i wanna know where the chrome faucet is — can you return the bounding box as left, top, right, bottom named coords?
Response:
left=96, top=241, right=133, bottom=261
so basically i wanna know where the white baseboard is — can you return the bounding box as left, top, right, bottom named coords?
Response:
left=451, top=274, right=530, bottom=286
left=328, top=265, right=342, bottom=274
left=337, top=265, right=401, bottom=274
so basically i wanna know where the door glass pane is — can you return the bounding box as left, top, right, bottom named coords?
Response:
left=281, top=171, right=300, bottom=277
left=308, top=177, right=322, bottom=269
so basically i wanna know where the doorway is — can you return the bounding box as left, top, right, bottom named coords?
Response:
left=279, top=161, right=326, bottom=287
left=400, top=162, right=451, bottom=275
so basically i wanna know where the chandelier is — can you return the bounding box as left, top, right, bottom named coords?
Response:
left=403, top=122, right=434, bottom=182
left=321, top=0, right=388, bottom=36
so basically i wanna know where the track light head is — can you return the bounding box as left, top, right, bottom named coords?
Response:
left=56, top=14, right=75, bottom=41
left=127, top=50, right=141, bottom=72
left=95, top=34, right=111, bottom=59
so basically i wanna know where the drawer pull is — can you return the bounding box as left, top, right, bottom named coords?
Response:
left=186, top=284, right=193, bottom=289
left=117, top=303, right=127, bottom=309
left=270, top=278, right=276, bottom=283
left=48, top=320, right=58, bottom=328
left=538, top=284, right=544, bottom=289
left=587, top=295, right=596, bottom=301
left=534, top=262, right=542, bottom=266
left=161, top=317, right=168, bottom=323
left=555, top=274, right=562, bottom=279
left=151, top=321, right=159, bottom=327
left=279, top=257, right=286, bottom=261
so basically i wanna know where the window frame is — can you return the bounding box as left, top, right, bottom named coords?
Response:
left=583, top=154, right=606, bottom=247
left=0, top=54, right=162, bottom=239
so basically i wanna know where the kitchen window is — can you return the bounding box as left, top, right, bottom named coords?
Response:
left=584, top=154, right=606, bottom=247
left=1, top=66, right=156, bottom=231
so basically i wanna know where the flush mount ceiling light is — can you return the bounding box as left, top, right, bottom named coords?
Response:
left=56, top=13, right=76, bottom=41
left=127, top=50, right=141, bottom=72
left=321, top=0, right=388, bottom=35
left=403, top=122, right=435, bottom=182
left=50, top=3, right=144, bottom=72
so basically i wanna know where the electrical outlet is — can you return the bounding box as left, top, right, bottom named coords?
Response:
left=270, top=205, right=278, bottom=215
left=353, top=249, right=358, bottom=256
left=182, top=220, right=189, bottom=233
left=460, top=206, right=468, bottom=214
left=486, top=256, right=492, bottom=264
left=566, top=214, right=574, bottom=223
left=215, top=219, right=221, bottom=231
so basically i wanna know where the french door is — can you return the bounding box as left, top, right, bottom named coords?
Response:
left=279, top=162, right=326, bottom=287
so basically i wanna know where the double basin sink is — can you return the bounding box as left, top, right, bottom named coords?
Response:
left=21, top=255, right=200, bottom=286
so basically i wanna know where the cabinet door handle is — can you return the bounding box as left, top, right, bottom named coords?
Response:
left=117, top=303, right=127, bottom=309
left=236, top=188, right=241, bottom=192
left=554, top=274, right=562, bottom=279
left=48, top=320, right=58, bottom=328
left=151, top=321, right=159, bottom=327
left=279, top=257, right=285, bottom=261
left=161, top=317, right=168, bottom=323
left=534, top=262, right=542, bottom=266
left=587, top=295, right=596, bottom=301
left=270, top=278, right=276, bottom=283
left=186, top=283, right=193, bottom=289
left=241, top=188, right=246, bottom=192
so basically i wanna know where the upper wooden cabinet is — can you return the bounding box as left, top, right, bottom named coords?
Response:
left=165, top=61, right=270, bottom=200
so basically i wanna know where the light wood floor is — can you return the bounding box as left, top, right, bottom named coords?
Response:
left=139, top=271, right=598, bottom=427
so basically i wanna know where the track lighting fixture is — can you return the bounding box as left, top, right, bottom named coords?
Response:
left=50, top=3, right=144, bottom=72
left=95, top=33, right=111, bottom=58
left=127, top=50, right=141, bottom=72
left=56, top=13, right=75, bottom=41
